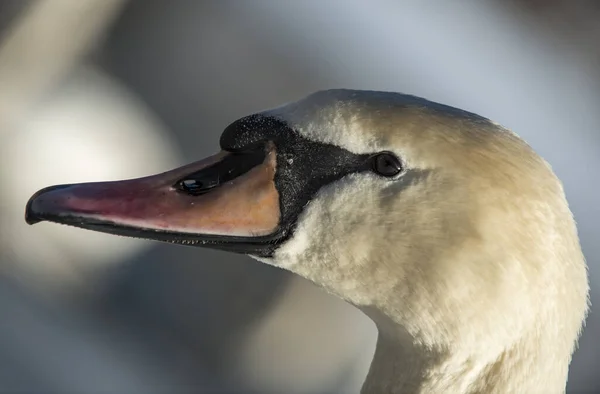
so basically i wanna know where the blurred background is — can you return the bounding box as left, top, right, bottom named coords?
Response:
left=0, top=0, right=598, bottom=393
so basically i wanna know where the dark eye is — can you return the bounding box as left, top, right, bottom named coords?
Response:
left=371, top=152, right=403, bottom=177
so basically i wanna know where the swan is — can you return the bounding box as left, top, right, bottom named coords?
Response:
left=25, top=89, right=589, bottom=393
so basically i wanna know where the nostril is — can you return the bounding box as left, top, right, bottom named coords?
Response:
left=177, top=178, right=220, bottom=196
left=175, top=146, right=266, bottom=197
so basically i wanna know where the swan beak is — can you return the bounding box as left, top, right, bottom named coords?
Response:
left=24, top=145, right=281, bottom=253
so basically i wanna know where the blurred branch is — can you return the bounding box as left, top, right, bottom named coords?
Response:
left=0, top=0, right=127, bottom=133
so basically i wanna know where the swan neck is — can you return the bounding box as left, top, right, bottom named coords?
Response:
left=358, top=310, right=567, bottom=394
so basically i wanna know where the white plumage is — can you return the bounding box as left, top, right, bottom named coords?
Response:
left=259, top=90, right=589, bottom=393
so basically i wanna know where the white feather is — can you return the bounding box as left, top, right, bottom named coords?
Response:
left=254, top=90, right=588, bottom=394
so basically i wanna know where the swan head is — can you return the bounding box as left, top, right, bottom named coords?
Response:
left=25, top=89, right=588, bottom=392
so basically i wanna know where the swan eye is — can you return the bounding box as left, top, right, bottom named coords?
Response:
left=371, top=152, right=403, bottom=177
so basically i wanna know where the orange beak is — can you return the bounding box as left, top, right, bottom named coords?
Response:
left=25, top=143, right=282, bottom=255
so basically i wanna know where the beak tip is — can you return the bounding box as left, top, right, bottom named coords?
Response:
left=24, top=207, right=41, bottom=225
left=25, top=193, right=44, bottom=225
left=24, top=184, right=72, bottom=225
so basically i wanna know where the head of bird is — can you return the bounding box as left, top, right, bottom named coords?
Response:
left=25, top=90, right=588, bottom=388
